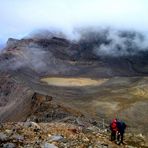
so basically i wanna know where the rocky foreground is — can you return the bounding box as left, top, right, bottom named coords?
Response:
left=0, top=98, right=147, bottom=148
left=0, top=33, right=148, bottom=147
left=0, top=121, right=147, bottom=148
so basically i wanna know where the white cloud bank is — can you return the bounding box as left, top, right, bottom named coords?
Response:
left=0, top=0, right=148, bottom=44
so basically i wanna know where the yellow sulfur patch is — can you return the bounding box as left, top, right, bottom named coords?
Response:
left=41, top=77, right=108, bottom=87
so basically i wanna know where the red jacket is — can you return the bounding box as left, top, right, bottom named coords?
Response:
left=110, top=119, right=118, bottom=132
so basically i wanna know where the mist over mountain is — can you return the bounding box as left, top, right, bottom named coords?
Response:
left=0, top=43, right=5, bottom=50
left=77, top=28, right=148, bottom=57
left=0, top=1, right=148, bottom=147
left=0, top=28, right=148, bottom=77
left=0, top=28, right=148, bottom=147
left=1, top=0, right=148, bottom=44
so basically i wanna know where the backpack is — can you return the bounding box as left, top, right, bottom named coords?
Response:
left=117, top=120, right=127, bottom=133
left=120, top=121, right=126, bottom=130
left=111, top=121, right=117, bottom=131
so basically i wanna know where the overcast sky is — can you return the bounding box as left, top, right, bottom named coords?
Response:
left=0, top=0, right=148, bottom=44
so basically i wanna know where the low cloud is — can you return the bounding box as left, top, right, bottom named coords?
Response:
left=93, top=29, right=148, bottom=56
left=0, top=0, right=148, bottom=44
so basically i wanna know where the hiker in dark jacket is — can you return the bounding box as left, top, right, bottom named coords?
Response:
left=117, top=120, right=127, bottom=144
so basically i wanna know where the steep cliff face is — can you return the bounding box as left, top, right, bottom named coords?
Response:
left=0, top=74, right=34, bottom=122
left=0, top=36, right=148, bottom=138
left=2, top=36, right=148, bottom=77
left=0, top=74, right=57, bottom=122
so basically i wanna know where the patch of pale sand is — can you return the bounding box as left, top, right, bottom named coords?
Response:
left=41, top=77, right=108, bottom=87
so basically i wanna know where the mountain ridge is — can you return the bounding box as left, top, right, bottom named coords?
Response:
left=0, top=35, right=148, bottom=147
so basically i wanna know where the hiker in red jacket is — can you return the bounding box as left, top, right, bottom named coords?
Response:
left=110, top=118, right=118, bottom=141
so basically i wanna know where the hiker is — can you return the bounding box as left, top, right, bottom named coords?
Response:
left=117, top=120, right=127, bottom=144
left=110, top=118, right=118, bottom=141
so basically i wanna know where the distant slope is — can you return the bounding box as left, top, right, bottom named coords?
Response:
left=0, top=35, right=148, bottom=141
left=1, top=37, right=148, bottom=77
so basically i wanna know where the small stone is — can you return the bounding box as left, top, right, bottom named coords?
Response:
left=23, top=122, right=31, bottom=127
left=101, top=143, right=108, bottom=148
left=49, top=135, right=64, bottom=142
left=5, top=130, right=13, bottom=136
left=31, top=122, right=41, bottom=129
left=82, top=137, right=89, bottom=142
left=5, top=130, right=12, bottom=134
left=0, top=132, right=8, bottom=141
left=44, top=143, right=58, bottom=148
left=137, top=133, right=145, bottom=139
left=24, top=122, right=41, bottom=130
left=3, top=143, right=16, bottom=148
left=12, top=134, right=24, bottom=141
left=46, top=96, right=52, bottom=101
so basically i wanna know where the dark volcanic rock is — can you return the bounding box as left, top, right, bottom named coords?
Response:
left=0, top=36, right=148, bottom=141
left=0, top=132, right=8, bottom=141
left=1, top=36, right=148, bottom=77
left=3, top=143, right=16, bottom=148
left=0, top=74, right=34, bottom=122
